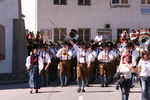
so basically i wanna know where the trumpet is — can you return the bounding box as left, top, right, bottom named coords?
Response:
left=61, top=49, right=69, bottom=56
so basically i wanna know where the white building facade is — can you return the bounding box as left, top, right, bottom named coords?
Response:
left=37, top=0, right=150, bottom=41
left=0, top=0, right=20, bottom=73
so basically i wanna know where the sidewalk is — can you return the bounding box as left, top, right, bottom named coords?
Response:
left=0, top=79, right=28, bottom=85
left=0, top=73, right=28, bottom=85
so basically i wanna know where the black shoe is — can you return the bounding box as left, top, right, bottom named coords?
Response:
left=86, top=84, right=89, bottom=87
left=64, top=83, right=69, bottom=87
left=82, top=89, right=85, bottom=92
left=101, top=84, right=104, bottom=87
left=77, top=88, right=81, bottom=93
left=35, top=90, right=38, bottom=93
left=105, top=84, right=108, bottom=87
left=116, top=86, right=119, bottom=90
left=30, top=90, right=33, bottom=94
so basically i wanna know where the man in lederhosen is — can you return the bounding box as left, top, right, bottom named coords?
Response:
left=69, top=44, right=77, bottom=82
left=56, top=41, right=72, bottom=87
left=69, top=40, right=88, bottom=92
left=48, top=43, right=59, bottom=82
left=98, top=42, right=114, bottom=87
left=38, top=45, right=51, bottom=87
left=85, top=44, right=97, bottom=86
left=111, top=42, right=121, bottom=76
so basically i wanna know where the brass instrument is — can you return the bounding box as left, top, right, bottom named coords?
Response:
left=138, top=34, right=149, bottom=43
left=61, top=49, right=69, bottom=56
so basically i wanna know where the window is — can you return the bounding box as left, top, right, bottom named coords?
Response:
left=111, top=0, right=129, bottom=7
left=78, top=0, right=91, bottom=6
left=54, top=0, right=67, bottom=5
left=0, top=24, right=5, bottom=60
left=97, top=29, right=112, bottom=41
left=141, top=0, right=150, bottom=4
left=117, top=28, right=130, bottom=39
left=78, top=28, right=91, bottom=41
left=54, top=28, right=67, bottom=42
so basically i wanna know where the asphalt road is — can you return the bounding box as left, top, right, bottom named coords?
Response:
left=0, top=82, right=141, bottom=100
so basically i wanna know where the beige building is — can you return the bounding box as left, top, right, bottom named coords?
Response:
left=36, top=0, right=150, bottom=42
left=0, top=0, right=26, bottom=74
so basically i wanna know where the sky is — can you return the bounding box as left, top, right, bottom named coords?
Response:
left=21, top=0, right=36, bottom=32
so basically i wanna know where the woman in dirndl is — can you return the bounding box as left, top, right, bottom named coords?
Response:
left=117, top=54, right=133, bottom=100
left=26, top=49, right=43, bottom=94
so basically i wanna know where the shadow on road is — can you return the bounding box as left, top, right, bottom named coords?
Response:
left=130, top=91, right=141, bottom=93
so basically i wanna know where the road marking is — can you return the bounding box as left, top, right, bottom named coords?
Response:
left=79, top=96, right=83, bottom=100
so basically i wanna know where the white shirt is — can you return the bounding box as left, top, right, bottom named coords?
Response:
left=119, top=64, right=132, bottom=79
left=38, top=51, right=51, bottom=64
left=73, top=45, right=87, bottom=63
left=130, top=32, right=138, bottom=40
left=86, top=51, right=97, bottom=63
left=138, top=59, right=150, bottom=77
left=95, top=35, right=103, bottom=42
left=139, top=38, right=150, bottom=51
left=56, top=48, right=72, bottom=60
left=25, top=56, right=44, bottom=72
left=111, top=49, right=120, bottom=58
left=98, top=50, right=114, bottom=62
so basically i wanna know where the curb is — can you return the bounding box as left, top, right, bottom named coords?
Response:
left=0, top=80, right=28, bottom=85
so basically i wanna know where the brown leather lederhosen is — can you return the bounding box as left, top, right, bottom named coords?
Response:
left=77, top=62, right=87, bottom=81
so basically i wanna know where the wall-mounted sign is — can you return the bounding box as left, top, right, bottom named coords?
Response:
left=141, top=5, right=150, bottom=14
left=40, top=30, right=52, bottom=43
left=97, top=29, right=112, bottom=41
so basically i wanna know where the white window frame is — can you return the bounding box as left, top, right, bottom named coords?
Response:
left=141, top=0, right=150, bottom=5
left=78, top=28, right=91, bottom=41
left=111, top=0, right=130, bottom=7
left=54, top=28, right=67, bottom=41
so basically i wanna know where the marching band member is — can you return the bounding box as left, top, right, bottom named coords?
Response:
left=56, top=41, right=72, bottom=87
left=69, top=45, right=77, bottom=81
left=48, top=43, right=59, bottom=82
left=38, top=45, right=51, bottom=87
left=69, top=40, right=88, bottom=92
left=130, top=29, right=139, bottom=41
left=139, top=38, right=150, bottom=52
left=120, top=30, right=130, bottom=43
left=26, top=49, right=44, bottom=93
left=111, top=43, right=121, bottom=75
left=85, top=44, right=97, bottom=86
left=98, top=42, right=114, bottom=87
